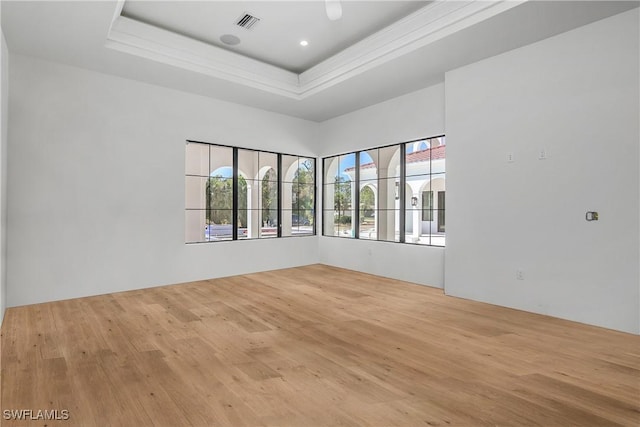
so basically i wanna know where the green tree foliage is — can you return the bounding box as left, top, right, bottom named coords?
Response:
left=360, top=185, right=375, bottom=220
left=334, top=176, right=352, bottom=217
left=238, top=176, right=247, bottom=226
left=206, top=175, right=247, bottom=226
left=292, top=160, right=315, bottom=222
left=262, top=168, right=277, bottom=225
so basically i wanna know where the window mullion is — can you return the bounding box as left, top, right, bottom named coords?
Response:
left=207, top=144, right=211, bottom=239
left=354, top=152, right=360, bottom=239
left=313, top=158, right=318, bottom=236
left=232, top=147, right=238, bottom=241
left=277, top=154, right=282, bottom=238
left=399, top=144, right=406, bottom=243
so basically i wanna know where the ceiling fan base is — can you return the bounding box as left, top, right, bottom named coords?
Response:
left=326, top=0, right=343, bottom=21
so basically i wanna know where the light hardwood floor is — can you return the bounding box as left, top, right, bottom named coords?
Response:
left=1, top=264, right=638, bottom=426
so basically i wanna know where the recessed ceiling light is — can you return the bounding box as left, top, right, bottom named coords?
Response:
left=300, top=40, right=309, bottom=47
left=220, top=34, right=241, bottom=46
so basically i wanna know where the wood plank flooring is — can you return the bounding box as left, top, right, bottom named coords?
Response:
left=1, top=264, right=638, bottom=426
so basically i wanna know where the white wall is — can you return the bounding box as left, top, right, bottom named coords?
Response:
left=318, top=84, right=445, bottom=158
left=7, top=54, right=319, bottom=307
left=445, top=9, right=639, bottom=334
left=318, top=84, right=446, bottom=288
left=0, top=6, right=7, bottom=323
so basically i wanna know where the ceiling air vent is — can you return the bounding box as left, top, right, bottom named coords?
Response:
left=235, top=13, right=260, bottom=30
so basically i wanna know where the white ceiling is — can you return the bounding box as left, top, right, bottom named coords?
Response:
left=121, top=1, right=427, bottom=73
left=2, top=1, right=638, bottom=122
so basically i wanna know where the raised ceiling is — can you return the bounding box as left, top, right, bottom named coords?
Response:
left=108, top=0, right=520, bottom=101
left=2, top=1, right=637, bottom=122
left=121, top=1, right=427, bottom=73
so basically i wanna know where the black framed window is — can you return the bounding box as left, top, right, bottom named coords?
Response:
left=322, top=153, right=356, bottom=238
left=283, top=155, right=316, bottom=237
left=322, top=136, right=445, bottom=246
left=185, top=141, right=316, bottom=243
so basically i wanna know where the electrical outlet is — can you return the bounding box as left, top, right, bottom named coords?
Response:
left=586, top=211, right=599, bottom=221
left=516, top=270, right=524, bottom=280
left=538, top=148, right=548, bottom=160
left=507, top=152, right=515, bottom=163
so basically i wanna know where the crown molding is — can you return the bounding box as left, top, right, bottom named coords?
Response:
left=105, top=0, right=524, bottom=100
left=298, top=0, right=524, bottom=97
left=106, top=15, right=302, bottom=99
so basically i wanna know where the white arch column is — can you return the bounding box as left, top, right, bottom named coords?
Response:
left=377, top=146, right=401, bottom=242
left=322, top=158, right=339, bottom=236
left=282, top=181, right=293, bottom=236
left=350, top=179, right=356, bottom=236
left=324, top=185, right=335, bottom=235
left=408, top=181, right=422, bottom=243
left=373, top=186, right=378, bottom=236
left=248, top=182, right=261, bottom=238
left=377, top=167, right=397, bottom=241
left=281, top=156, right=301, bottom=237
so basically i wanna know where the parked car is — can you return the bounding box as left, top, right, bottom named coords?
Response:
left=205, top=224, right=247, bottom=240
left=291, top=214, right=310, bottom=226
